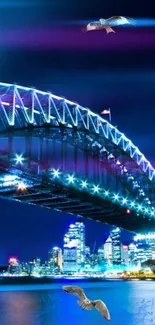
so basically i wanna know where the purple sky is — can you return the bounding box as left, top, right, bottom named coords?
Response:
left=0, top=27, right=155, bottom=50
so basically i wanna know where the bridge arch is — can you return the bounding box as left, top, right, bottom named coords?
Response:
left=0, top=82, right=154, bottom=231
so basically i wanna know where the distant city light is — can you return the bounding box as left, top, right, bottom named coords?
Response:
left=9, top=257, right=18, bottom=264
left=126, top=209, right=131, bottom=214
left=64, top=239, right=78, bottom=248
left=112, top=227, right=120, bottom=232
left=116, top=160, right=121, bottom=165
left=134, top=233, right=155, bottom=241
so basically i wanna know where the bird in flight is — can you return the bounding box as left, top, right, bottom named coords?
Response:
left=83, top=16, right=135, bottom=34
left=62, top=285, right=110, bottom=321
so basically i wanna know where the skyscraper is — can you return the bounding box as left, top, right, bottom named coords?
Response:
left=110, top=228, right=121, bottom=265
left=52, top=247, right=62, bottom=271
left=104, top=236, right=112, bottom=265
left=134, top=233, right=155, bottom=261
left=63, top=247, right=77, bottom=272
left=128, top=243, right=137, bottom=264
left=121, top=245, right=129, bottom=265
left=97, top=246, right=104, bottom=265
left=63, top=222, right=85, bottom=271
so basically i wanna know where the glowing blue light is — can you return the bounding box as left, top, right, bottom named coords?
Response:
left=3, top=175, right=17, bottom=182
left=0, top=82, right=154, bottom=184
left=52, top=169, right=61, bottom=178
left=104, top=190, right=109, bottom=196
left=81, top=180, right=87, bottom=188
left=138, top=205, right=142, bottom=211
left=116, top=160, right=121, bottom=165
left=15, top=154, right=24, bottom=164
left=130, top=202, right=135, bottom=207
left=151, top=211, right=155, bottom=216
left=70, top=224, right=75, bottom=228
left=93, top=185, right=100, bottom=193
left=67, top=175, right=75, bottom=184
left=145, top=208, right=149, bottom=213
left=114, top=194, right=119, bottom=201
left=122, top=198, right=127, bottom=205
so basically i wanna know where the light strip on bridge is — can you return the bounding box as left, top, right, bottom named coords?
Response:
left=48, top=169, right=155, bottom=219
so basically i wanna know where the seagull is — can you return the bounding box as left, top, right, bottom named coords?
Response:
left=62, top=285, right=110, bottom=321
left=83, top=16, right=135, bottom=34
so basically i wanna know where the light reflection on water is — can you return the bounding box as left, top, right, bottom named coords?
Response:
left=0, top=281, right=155, bottom=325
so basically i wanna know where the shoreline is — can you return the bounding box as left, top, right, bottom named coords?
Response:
left=0, top=276, right=155, bottom=285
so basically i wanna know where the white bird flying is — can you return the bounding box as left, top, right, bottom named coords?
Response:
left=62, top=285, right=110, bottom=321
left=83, top=16, right=135, bottom=34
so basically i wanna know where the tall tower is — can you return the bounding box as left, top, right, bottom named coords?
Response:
left=104, top=236, right=112, bottom=265
left=110, top=228, right=121, bottom=265
left=128, top=243, right=137, bottom=264
left=98, top=246, right=105, bottom=264
left=53, top=247, right=62, bottom=271
left=121, top=245, right=129, bottom=265
left=63, top=222, right=85, bottom=271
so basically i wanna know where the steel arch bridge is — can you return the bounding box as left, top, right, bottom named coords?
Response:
left=0, top=82, right=155, bottom=232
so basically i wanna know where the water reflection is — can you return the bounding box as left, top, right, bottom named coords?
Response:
left=0, top=281, right=155, bottom=325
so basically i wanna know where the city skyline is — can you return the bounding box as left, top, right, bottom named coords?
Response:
left=5, top=221, right=155, bottom=277
left=2, top=220, right=151, bottom=267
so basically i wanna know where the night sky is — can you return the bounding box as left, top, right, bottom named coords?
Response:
left=0, top=0, right=155, bottom=264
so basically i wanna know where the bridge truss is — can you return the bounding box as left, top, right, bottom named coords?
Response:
left=0, top=82, right=154, bottom=232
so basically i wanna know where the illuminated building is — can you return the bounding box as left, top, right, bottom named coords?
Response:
left=97, top=246, right=105, bottom=264
left=63, top=222, right=85, bottom=271
left=121, top=245, right=129, bottom=264
left=85, top=246, right=90, bottom=256
left=128, top=243, right=137, bottom=264
left=8, top=257, right=21, bottom=275
left=136, top=243, right=152, bottom=263
left=152, top=249, right=155, bottom=260
left=26, top=258, right=41, bottom=275
left=84, top=246, right=91, bottom=268
left=134, top=233, right=155, bottom=260
left=52, top=247, right=62, bottom=271
left=63, top=248, right=77, bottom=272
left=89, top=254, right=98, bottom=267
left=110, top=228, right=121, bottom=265
left=48, top=249, right=54, bottom=265
left=104, top=236, right=112, bottom=265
